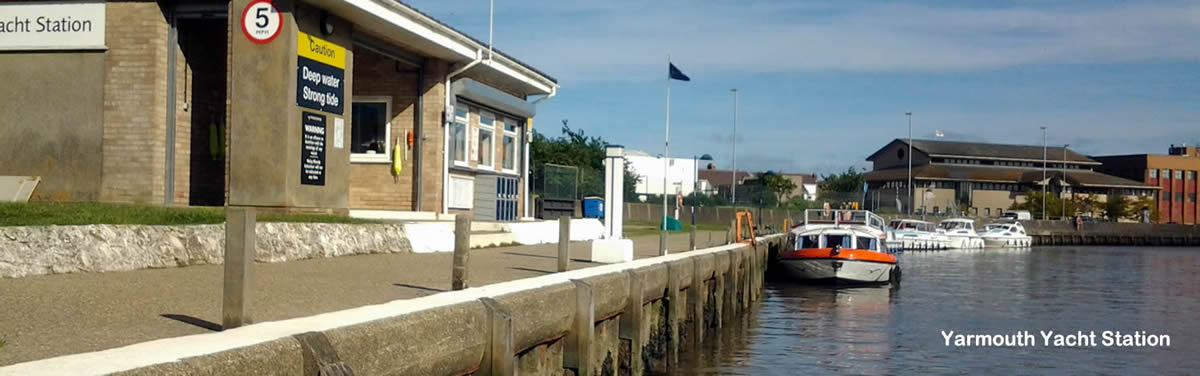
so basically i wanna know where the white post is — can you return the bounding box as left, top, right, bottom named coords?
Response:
left=604, top=146, right=625, bottom=239
left=731, top=89, right=739, bottom=206
left=1041, top=126, right=1047, bottom=220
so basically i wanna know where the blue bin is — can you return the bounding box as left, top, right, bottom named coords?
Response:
left=583, top=197, right=604, bottom=218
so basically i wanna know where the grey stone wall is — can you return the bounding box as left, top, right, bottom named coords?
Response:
left=0, top=223, right=411, bottom=278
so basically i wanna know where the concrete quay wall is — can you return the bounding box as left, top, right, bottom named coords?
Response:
left=0, top=235, right=785, bottom=376
left=1023, top=221, right=1200, bottom=246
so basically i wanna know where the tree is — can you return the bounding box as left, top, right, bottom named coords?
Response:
left=1102, top=193, right=1135, bottom=222
left=819, top=167, right=864, bottom=194
left=1135, top=195, right=1158, bottom=223
left=530, top=121, right=641, bottom=202
left=763, top=173, right=797, bottom=205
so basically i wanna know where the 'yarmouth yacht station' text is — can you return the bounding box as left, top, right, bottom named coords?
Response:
left=942, top=330, right=1170, bottom=347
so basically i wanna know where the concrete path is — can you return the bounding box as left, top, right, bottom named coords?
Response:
left=0, top=230, right=730, bottom=366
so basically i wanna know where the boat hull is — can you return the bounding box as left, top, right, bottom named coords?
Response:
left=777, top=258, right=896, bottom=284
left=947, top=235, right=985, bottom=249
left=982, top=236, right=1032, bottom=248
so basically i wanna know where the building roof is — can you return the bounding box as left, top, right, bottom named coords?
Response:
left=698, top=169, right=754, bottom=185
left=867, top=139, right=1099, bottom=165
left=864, top=165, right=1157, bottom=189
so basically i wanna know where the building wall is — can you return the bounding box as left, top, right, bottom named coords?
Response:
left=101, top=1, right=171, bottom=204
left=418, top=60, right=447, bottom=212
left=1097, top=154, right=1199, bottom=224
left=872, top=142, right=930, bottom=171
left=912, top=188, right=956, bottom=214
left=625, top=154, right=698, bottom=196
left=972, top=189, right=1018, bottom=217
left=0, top=52, right=106, bottom=202
left=348, top=48, right=420, bottom=210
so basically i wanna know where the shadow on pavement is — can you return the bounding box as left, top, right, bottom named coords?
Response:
left=509, top=267, right=553, bottom=274
left=160, top=314, right=222, bottom=332
left=392, top=283, right=445, bottom=293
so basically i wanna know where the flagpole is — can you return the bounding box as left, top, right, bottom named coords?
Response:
left=660, top=57, right=671, bottom=256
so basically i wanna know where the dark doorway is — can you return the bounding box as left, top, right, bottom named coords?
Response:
left=178, top=13, right=228, bottom=206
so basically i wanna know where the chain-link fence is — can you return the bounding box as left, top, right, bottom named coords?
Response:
left=540, top=163, right=578, bottom=200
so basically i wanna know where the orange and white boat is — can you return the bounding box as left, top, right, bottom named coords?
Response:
left=779, top=209, right=901, bottom=284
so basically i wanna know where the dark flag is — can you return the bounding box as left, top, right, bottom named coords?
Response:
left=668, top=62, right=690, bottom=81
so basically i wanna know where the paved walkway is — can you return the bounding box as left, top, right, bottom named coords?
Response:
left=0, top=231, right=729, bottom=366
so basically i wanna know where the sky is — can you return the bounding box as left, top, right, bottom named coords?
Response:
left=404, top=0, right=1200, bottom=175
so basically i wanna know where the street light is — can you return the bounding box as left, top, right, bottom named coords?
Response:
left=691, top=154, right=713, bottom=250
left=906, top=112, right=913, bottom=216
left=1041, top=126, right=1047, bottom=220
left=731, top=89, right=739, bottom=207
left=1062, top=144, right=1069, bottom=220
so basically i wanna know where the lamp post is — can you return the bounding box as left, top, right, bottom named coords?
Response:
left=730, top=89, right=739, bottom=207
left=1041, top=126, right=1047, bottom=220
left=1062, top=144, right=1069, bottom=220
left=906, top=112, right=913, bottom=215
left=691, top=154, right=713, bottom=250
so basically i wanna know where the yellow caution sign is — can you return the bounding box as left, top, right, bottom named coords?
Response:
left=297, top=31, right=345, bottom=69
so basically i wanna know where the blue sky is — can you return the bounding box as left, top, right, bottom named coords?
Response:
left=405, top=0, right=1200, bottom=175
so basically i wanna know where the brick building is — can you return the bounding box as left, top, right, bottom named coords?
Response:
left=1093, top=145, right=1200, bottom=224
left=0, top=1, right=558, bottom=221
left=864, top=139, right=1158, bottom=219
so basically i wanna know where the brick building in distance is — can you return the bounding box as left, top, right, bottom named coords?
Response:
left=1093, top=145, right=1200, bottom=224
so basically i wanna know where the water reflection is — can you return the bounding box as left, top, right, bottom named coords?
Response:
left=676, top=247, right=1200, bottom=375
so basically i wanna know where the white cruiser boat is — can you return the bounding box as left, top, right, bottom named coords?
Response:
left=779, top=210, right=900, bottom=284
left=937, top=218, right=985, bottom=249
left=887, top=219, right=948, bottom=250
left=980, top=222, right=1032, bottom=248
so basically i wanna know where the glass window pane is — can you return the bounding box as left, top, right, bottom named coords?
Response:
left=351, top=102, right=388, bottom=155
left=503, top=134, right=516, bottom=170
left=453, top=122, right=467, bottom=162
left=454, top=107, right=468, bottom=119
left=480, top=113, right=494, bottom=128
left=478, top=128, right=493, bottom=165
left=505, top=118, right=519, bottom=133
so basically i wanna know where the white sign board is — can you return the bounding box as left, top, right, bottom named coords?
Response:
left=0, top=2, right=105, bottom=51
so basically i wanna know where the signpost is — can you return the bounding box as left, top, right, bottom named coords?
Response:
left=240, top=0, right=282, bottom=44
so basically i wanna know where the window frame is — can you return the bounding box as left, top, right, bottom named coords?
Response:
left=1149, top=169, right=1157, bottom=179
left=451, top=105, right=470, bottom=168
left=477, top=110, right=496, bottom=168
left=501, top=117, right=521, bottom=174
left=1188, top=171, right=1196, bottom=180
left=349, top=96, right=392, bottom=164
left=1175, top=170, right=1183, bottom=180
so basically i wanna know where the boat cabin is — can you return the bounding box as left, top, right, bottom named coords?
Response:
left=794, top=229, right=883, bottom=251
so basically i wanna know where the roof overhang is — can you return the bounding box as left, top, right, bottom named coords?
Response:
left=926, top=154, right=1102, bottom=166
left=303, top=0, right=558, bottom=96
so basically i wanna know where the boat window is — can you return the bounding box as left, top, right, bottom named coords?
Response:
left=824, top=235, right=852, bottom=248
left=856, top=236, right=876, bottom=250
left=799, top=235, right=819, bottom=249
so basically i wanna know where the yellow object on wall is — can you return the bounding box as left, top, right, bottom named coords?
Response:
left=392, top=137, right=403, bottom=175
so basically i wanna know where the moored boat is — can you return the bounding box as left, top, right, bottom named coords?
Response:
left=937, top=218, right=986, bottom=249
left=980, top=221, right=1032, bottom=248
left=777, top=210, right=901, bottom=284
left=888, top=219, right=948, bottom=250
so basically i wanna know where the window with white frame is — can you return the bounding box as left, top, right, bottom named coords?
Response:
left=350, top=98, right=391, bottom=163
left=451, top=106, right=468, bottom=166
left=1149, top=169, right=1157, bottom=178
left=478, top=111, right=495, bottom=167
left=502, top=118, right=520, bottom=172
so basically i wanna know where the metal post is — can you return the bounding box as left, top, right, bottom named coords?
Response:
left=452, top=214, right=471, bottom=290
left=1041, top=126, right=1047, bottom=220
left=558, top=216, right=570, bottom=272
left=906, top=112, right=912, bottom=215
left=222, top=206, right=255, bottom=329
left=731, top=89, right=738, bottom=206
left=1063, top=144, right=1069, bottom=220
left=662, top=67, right=671, bottom=252
left=691, top=156, right=697, bottom=250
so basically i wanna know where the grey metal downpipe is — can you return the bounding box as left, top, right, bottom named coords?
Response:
left=413, top=66, right=423, bottom=211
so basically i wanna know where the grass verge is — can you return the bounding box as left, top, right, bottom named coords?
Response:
left=0, top=202, right=378, bottom=227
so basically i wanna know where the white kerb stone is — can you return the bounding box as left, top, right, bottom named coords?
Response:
left=589, top=238, right=633, bottom=264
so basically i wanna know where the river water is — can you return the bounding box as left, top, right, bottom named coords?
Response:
left=675, top=246, right=1200, bottom=375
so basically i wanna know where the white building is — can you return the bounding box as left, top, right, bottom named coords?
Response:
left=623, top=150, right=709, bottom=197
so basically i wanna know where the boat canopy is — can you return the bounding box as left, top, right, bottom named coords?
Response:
left=802, top=209, right=886, bottom=232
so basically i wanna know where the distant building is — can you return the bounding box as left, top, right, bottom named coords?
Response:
left=864, top=139, right=1158, bottom=218
left=1093, top=145, right=1200, bottom=224
left=697, top=169, right=754, bottom=199
left=779, top=173, right=819, bottom=201
left=623, top=150, right=704, bottom=196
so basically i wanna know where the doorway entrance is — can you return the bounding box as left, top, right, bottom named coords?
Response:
left=175, top=7, right=228, bottom=206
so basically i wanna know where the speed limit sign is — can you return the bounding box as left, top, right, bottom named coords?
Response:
left=241, top=0, right=282, bottom=44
